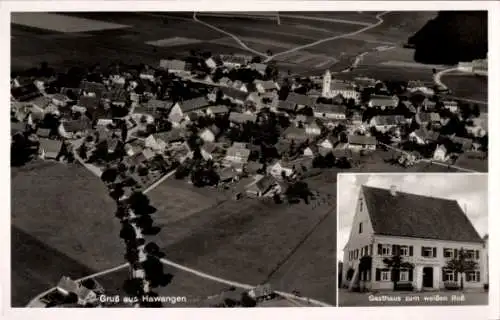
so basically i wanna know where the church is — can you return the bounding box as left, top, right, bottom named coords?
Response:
left=321, top=70, right=360, bottom=102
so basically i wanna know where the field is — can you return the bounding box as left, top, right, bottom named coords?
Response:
left=11, top=161, right=122, bottom=306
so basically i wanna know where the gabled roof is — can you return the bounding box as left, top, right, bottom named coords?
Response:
left=370, top=115, right=406, bottom=126
left=369, top=95, right=398, bottom=107
left=254, top=80, right=277, bottom=90
left=286, top=92, right=316, bottom=106
left=30, top=96, right=53, bottom=109
left=11, top=122, right=25, bottom=136
left=62, top=119, right=92, bottom=132
left=159, top=59, right=186, bottom=71
left=228, top=112, right=257, bottom=124
left=80, top=81, right=106, bottom=95
left=250, top=63, right=268, bottom=73
left=220, top=87, right=248, bottom=101
left=283, top=126, right=308, bottom=141
left=347, top=134, right=376, bottom=145
left=450, top=136, right=474, bottom=150
left=314, top=104, right=346, bottom=115
left=153, top=128, right=185, bottom=143
left=11, top=83, right=43, bottom=102
left=60, top=87, right=83, bottom=97
left=105, top=88, right=128, bottom=102
left=362, top=185, right=483, bottom=243
left=146, top=99, right=172, bottom=110
left=278, top=100, right=297, bottom=112
left=418, top=112, right=441, bottom=123
left=178, top=96, right=210, bottom=113
left=207, top=105, right=229, bottom=114
left=78, top=96, right=100, bottom=110
left=412, top=128, right=441, bottom=141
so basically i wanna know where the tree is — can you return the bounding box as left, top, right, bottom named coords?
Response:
left=445, top=248, right=478, bottom=290
left=383, top=251, right=414, bottom=290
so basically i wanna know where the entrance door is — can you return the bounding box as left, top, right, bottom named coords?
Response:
left=422, top=267, right=434, bottom=288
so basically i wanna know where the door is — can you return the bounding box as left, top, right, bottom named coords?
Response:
left=422, top=267, right=434, bottom=288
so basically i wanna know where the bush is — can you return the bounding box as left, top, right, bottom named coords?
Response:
left=394, top=283, right=414, bottom=291
left=444, top=282, right=460, bottom=290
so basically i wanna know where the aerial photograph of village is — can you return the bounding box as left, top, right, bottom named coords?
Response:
left=10, top=10, right=487, bottom=308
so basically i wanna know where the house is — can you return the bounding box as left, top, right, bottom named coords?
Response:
left=80, top=81, right=106, bottom=98
left=245, top=175, right=279, bottom=198
left=77, top=96, right=100, bottom=111
left=232, top=80, right=248, bottom=93
left=51, top=94, right=71, bottom=107
left=228, top=112, right=257, bottom=125
left=218, top=77, right=233, bottom=87
left=39, top=138, right=63, bottom=160
left=278, top=100, right=297, bottom=113
left=144, top=135, right=167, bottom=153
left=267, top=160, right=294, bottom=179
left=369, top=115, right=405, bottom=133
left=322, top=70, right=360, bottom=102
left=313, top=104, right=347, bottom=120
left=318, top=135, right=339, bottom=150
left=36, top=127, right=51, bottom=139
left=368, top=95, right=399, bottom=109
left=205, top=57, right=217, bottom=70
left=220, top=54, right=250, bottom=69
left=220, top=87, right=248, bottom=104
left=347, top=135, right=377, bottom=151
left=198, top=126, right=220, bottom=143
left=11, top=83, right=43, bottom=102
left=159, top=59, right=188, bottom=75
left=105, top=88, right=129, bottom=106
left=285, top=92, right=316, bottom=110
left=223, top=142, right=251, bottom=168
left=139, top=68, right=156, bottom=81
left=443, top=100, right=459, bottom=113
left=305, top=120, right=322, bottom=136
left=416, top=112, right=441, bottom=127
left=178, top=96, right=211, bottom=113
left=58, top=119, right=92, bottom=139
left=433, top=144, right=448, bottom=161
left=217, top=167, right=239, bottom=184
left=409, top=129, right=441, bottom=145
left=303, top=144, right=319, bottom=157
left=153, top=128, right=184, bottom=145
left=29, top=96, right=53, bottom=110
left=206, top=105, right=229, bottom=117
left=342, top=185, right=485, bottom=291
left=254, top=80, right=279, bottom=94
left=250, top=63, right=268, bottom=75
left=450, top=136, right=476, bottom=152
left=282, top=127, right=309, bottom=143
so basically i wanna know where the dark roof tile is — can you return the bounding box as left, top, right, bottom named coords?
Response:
left=363, top=185, right=483, bottom=242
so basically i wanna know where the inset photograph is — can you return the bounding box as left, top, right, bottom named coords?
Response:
left=337, top=173, right=488, bottom=306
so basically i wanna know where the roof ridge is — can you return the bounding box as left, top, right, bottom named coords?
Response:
left=361, top=184, right=458, bottom=203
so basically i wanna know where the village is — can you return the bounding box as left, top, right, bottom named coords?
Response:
left=11, top=51, right=488, bottom=202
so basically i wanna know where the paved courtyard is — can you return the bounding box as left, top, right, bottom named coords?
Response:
left=338, top=289, right=488, bottom=307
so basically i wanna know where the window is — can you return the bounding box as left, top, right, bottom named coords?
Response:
left=444, top=248, right=454, bottom=258
left=465, top=250, right=475, bottom=259
left=379, top=244, right=391, bottom=256
left=381, top=270, right=391, bottom=281
left=355, top=249, right=359, bottom=259
left=444, top=271, right=456, bottom=282
left=422, top=246, right=436, bottom=258
left=399, top=270, right=409, bottom=282
left=359, top=199, right=363, bottom=212
left=364, top=245, right=369, bottom=257
left=359, top=222, right=363, bottom=234
left=399, top=245, right=409, bottom=257
left=466, top=271, right=481, bottom=282
left=475, top=250, right=480, bottom=260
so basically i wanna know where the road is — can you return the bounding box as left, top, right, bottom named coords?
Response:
left=433, top=67, right=459, bottom=89
left=192, top=11, right=390, bottom=63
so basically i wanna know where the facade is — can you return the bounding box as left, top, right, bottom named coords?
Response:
left=342, top=185, right=485, bottom=291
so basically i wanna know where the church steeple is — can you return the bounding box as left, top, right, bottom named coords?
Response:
left=322, top=69, right=331, bottom=98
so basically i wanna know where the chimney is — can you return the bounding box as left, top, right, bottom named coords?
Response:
left=389, top=185, right=397, bottom=196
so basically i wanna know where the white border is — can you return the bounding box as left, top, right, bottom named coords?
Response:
left=3, top=2, right=498, bottom=320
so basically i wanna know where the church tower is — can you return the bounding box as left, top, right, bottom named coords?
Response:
left=322, top=69, right=331, bottom=98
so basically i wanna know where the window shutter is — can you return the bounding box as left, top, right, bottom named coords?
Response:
left=409, top=246, right=413, bottom=256
left=475, top=250, right=480, bottom=260
left=392, top=245, right=396, bottom=256
left=376, top=269, right=381, bottom=281
left=442, top=268, right=446, bottom=280
left=378, top=244, right=382, bottom=255
left=443, top=248, right=446, bottom=257
left=409, top=269, right=413, bottom=281
left=477, top=272, right=481, bottom=282
left=454, top=249, right=458, bottom=258
left=432, top=247, right=437, bottom=258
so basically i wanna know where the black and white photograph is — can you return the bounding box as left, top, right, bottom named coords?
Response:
left=7, top=2, right=491, bottom=313
left=337, top=173, right=488, bottom=307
